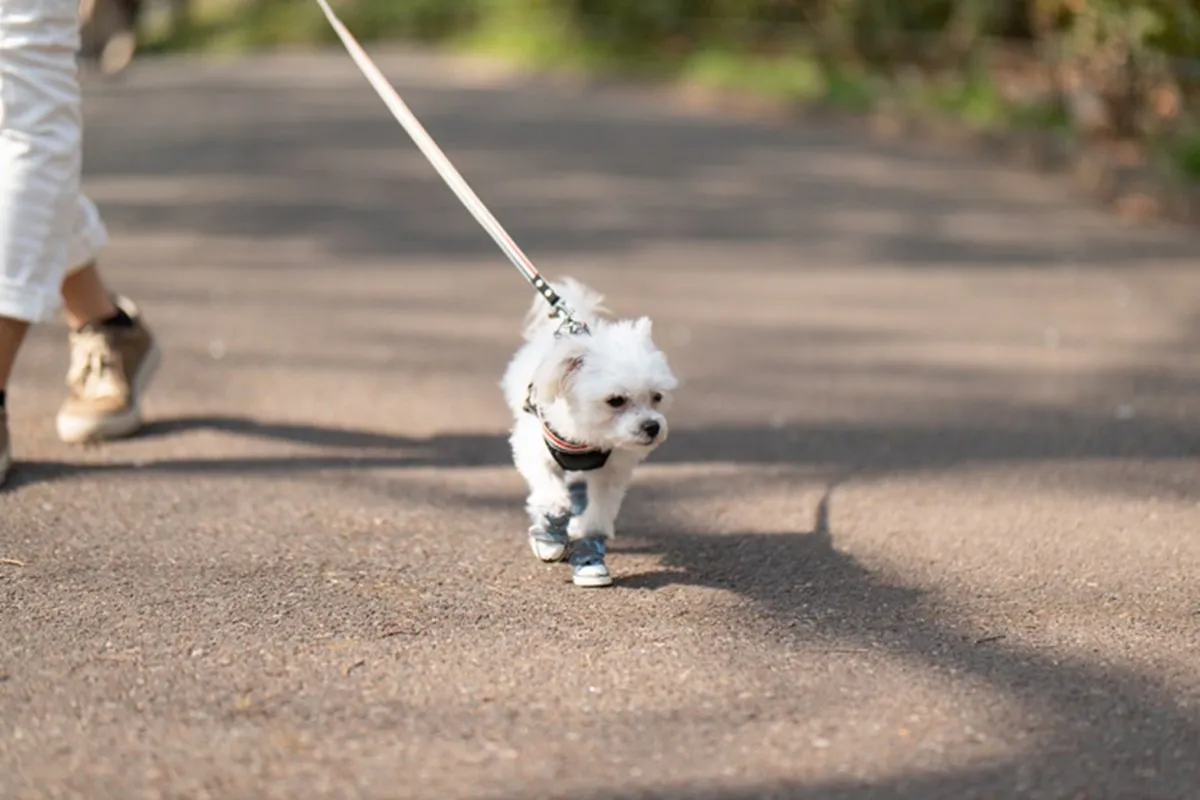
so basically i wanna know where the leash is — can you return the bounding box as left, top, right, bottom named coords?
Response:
left=315, top=0, right=607, bottom=469
left=313, top=0, right=588, bottom=336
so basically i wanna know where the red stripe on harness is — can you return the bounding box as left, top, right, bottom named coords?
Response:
left=541, top=422, right=594, bottom=453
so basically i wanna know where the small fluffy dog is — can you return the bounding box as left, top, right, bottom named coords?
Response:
left=501, top=278, right=678, bottom=587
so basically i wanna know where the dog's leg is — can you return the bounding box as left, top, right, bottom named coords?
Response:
left=565, top=464, right=635, bottom=588
left=510, top=417, right=573, bottom=563
left=526, top=488, right=572, bottom=564
left=568, top=462, right=634, bottom=541
left=567, top=480, right=589, bottom=518
left=521, top=467, right=573, bottom=564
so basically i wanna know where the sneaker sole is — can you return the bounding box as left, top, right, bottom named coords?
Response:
left=529, top=537, right=568, bottom=563
left=572, top=572, right=613, bottom=588
left=56, top=342, right=162, bottom=444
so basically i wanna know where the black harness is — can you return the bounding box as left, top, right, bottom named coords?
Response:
left=523, top=385, right=611, bottom=472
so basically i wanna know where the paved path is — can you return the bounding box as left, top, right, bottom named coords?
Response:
left=2, top=51, right=1199, bottom=800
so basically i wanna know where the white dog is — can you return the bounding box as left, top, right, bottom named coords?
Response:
left=501, top=278, right=678, bottom=587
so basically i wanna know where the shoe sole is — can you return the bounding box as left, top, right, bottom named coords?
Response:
left=530, top=537, right=568, bottom=563
left=56, top=342, right=161, bottom=444
left=572, top=572, right=613, bottom=588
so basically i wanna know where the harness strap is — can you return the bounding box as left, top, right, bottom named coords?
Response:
left=523, top=384, right=611, bottom=472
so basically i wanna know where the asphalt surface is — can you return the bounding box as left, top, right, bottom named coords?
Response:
left=2, top=50, right=1199, bottom=800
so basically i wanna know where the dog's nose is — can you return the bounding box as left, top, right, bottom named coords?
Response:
left=641, top=420, right=661, bottom=440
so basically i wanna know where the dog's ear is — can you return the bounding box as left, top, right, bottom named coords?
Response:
left=633, top=316, right=653, bottom=338
left=532, top=338, right=588, bottom=403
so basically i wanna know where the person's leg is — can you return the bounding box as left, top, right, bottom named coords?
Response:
left=0, top=317, right=28, bottom=480
left=0, top=0, right=87, bottom=484
left=62, top=191, right=115, bottom=329
left=62, top=261, right=117, bottom=330
left=0, top=319, right=28, bottom=392
left=55, top=193, right=160, bottom=445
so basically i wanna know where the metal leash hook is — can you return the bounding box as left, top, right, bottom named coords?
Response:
left=313, top=0, right=589, bottom=336
left=554, top=312, right=590, bottom=337
left=530, top=274, right=589, bottom=336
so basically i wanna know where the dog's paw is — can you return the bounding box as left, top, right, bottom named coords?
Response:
left=528, top=522, right=569, bottom=563
left=569, top=537, right=612, bottom=588
left=529, top=536, right=568, bottom=563
left=567, top=516, right=584, bottom=539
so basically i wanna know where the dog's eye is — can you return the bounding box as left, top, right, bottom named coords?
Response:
left=651, top=392, right=664, bottom=404
left=606, top=396, right=628, bottom=409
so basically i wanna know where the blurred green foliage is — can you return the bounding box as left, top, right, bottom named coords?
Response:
left=157, top=0, right=1200, bottom=161
left=162, top=1, right=1200, bottom=59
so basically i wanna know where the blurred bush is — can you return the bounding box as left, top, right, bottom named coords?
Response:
left=159, top=0, right=1200, bottom=158
left=163, top=1, right=1200, bottom=56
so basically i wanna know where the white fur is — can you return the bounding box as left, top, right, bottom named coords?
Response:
left=501, top=277, right=678, bottom=541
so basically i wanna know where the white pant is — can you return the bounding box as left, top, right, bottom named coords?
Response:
left=0, top=0, right=108, bottom=324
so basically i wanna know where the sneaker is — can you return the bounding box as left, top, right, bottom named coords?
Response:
left=569, top=537, right=612, bottom=588
left=56, top=295, right=160, bottom=444
left=0, top=408, right=10, bottom=487
left=528, top=510, right=571, bottom=563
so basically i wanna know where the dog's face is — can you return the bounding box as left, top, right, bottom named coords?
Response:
left=532, top=317, right=677, bottom=451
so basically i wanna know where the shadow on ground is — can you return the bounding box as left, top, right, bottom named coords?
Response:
left=82, top=59, right=1200, bottom=271
left=8, top=439, right=1198, bottom=798
left=545, top=485, right=1198, bottom=799
left=7, top=398, right=1196, bottom=502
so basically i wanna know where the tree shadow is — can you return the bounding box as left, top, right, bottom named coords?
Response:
left=8, top=376, right=1197, bottom=504
left=0, top=415, right=511, bottom=492
left=5, top=384, right=1197, bottom=505
left=550, top=481, right=1200, bottom=799
left=79, top=52, right=1200, bottom=272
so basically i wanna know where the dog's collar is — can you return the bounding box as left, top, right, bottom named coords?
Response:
left=523, top=384, right=611, bottom=472
left=541, top=422, right=612, bottom=472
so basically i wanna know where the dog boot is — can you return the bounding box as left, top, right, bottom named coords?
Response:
left=569, top=537, right=612, bottom=588
left=529, top=510, right=570, bottom=562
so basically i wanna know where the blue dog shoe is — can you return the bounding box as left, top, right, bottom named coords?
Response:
left=529, top=509, right=571, bottom=563
left=529, top=525, right=569, bottom=562
left=569, top=537, right=612, bottom=587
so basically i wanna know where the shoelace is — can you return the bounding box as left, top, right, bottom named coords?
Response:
left=66, top=331, right=125, bottom=401
left=531, top=510, right=571, bottom=546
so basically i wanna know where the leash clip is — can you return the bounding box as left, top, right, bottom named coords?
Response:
left=314, top=0, right=593, bottom=330
left=550, top=303, right=589, bottom=338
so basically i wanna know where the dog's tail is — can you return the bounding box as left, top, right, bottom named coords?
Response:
left=522, top=276, right=607, bottom=341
